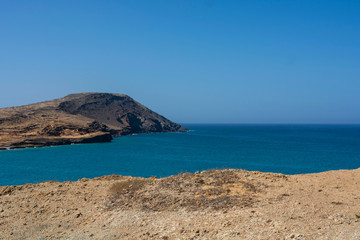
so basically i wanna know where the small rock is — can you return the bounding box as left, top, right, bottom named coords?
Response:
left=75, top=212, right=82, bottom=218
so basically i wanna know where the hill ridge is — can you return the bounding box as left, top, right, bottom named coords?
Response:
left=0, top=93, right=187, bottom=149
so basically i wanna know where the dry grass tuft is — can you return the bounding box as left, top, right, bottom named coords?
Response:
left=109, top=178, right=153, bottom=195
left=107, top=169, right=265, bottom=211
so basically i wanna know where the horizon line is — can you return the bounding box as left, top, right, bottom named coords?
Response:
left=180, top=122, right=360, bottom=125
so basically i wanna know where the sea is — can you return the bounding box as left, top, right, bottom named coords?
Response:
left=0, top=124, right=360, bottom=186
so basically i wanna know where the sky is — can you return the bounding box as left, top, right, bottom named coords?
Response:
left=0, top=0, right=359, bottom=124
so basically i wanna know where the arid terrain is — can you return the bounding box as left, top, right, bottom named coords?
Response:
left=1, top=168, right=360, bottom=239
left=0, top=93, right=186, bottom=149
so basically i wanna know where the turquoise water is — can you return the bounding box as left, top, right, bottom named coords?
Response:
left=1, top=124, right=360, bottom=186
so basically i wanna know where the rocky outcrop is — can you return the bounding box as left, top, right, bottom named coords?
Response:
left=9, top=132, right=113, bottom=149
left=0, top=93, right=187, bottom=149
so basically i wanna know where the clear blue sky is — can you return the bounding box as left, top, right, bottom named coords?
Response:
left=0, top=0, right=359, bottom=123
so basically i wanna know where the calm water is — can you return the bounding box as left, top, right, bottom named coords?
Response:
left=0, top=124, right=360, bottom=186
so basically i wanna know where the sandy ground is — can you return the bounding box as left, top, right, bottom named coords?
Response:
left=1, top=168, right=360, bottom=240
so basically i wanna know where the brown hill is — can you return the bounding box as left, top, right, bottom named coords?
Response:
left=0, top=93, right=186, bottom=149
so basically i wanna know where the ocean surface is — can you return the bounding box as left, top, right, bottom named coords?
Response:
left=0, top=124, right=360, bottom=186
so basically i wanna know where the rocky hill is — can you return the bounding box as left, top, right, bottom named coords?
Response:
left=0, top=93, right=187, bottom=149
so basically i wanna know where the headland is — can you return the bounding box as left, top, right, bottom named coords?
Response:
left=0, top=93, right=187, bottom=149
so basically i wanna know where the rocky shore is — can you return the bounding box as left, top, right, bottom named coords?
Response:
left=1, top=168, right=359, bottom=239
left=0, top=93, right=187, bottom=149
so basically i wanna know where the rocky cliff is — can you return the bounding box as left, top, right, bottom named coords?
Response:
left=0, top=93, right=187, bottom=149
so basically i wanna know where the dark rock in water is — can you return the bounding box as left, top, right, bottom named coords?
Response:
left=0, top=92, right=187, bottom=149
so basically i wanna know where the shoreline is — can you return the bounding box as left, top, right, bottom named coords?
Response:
left=0, top=129, right=189, bottom=151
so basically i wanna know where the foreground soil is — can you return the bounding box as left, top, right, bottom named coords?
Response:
left=1, top=169, right=360, bottom=240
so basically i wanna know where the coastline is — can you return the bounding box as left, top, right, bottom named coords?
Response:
left=0, top=128, right=188, bottom=150
left=1, top=124, right=359, bottom=187
left=0, top=93, right=188, bottom=150
left=1, top=168, right=360, bottom=239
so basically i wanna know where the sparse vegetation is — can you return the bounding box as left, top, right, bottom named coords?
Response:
left=108, top=178, right=153, bottom=195
left=107, top=169, right=263, bottom=211
left=1, top=168, right=360, bottom=239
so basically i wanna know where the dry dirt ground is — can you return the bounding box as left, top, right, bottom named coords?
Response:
left=1, top=168, right=360, bottom=240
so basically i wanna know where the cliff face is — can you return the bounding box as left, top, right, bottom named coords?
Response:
left=0, top=93, right=187, bottom=149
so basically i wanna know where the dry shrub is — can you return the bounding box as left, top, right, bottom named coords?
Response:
left=109, top=178, right=151, bottom=195
left=106, top=169, right=262, bottom=211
